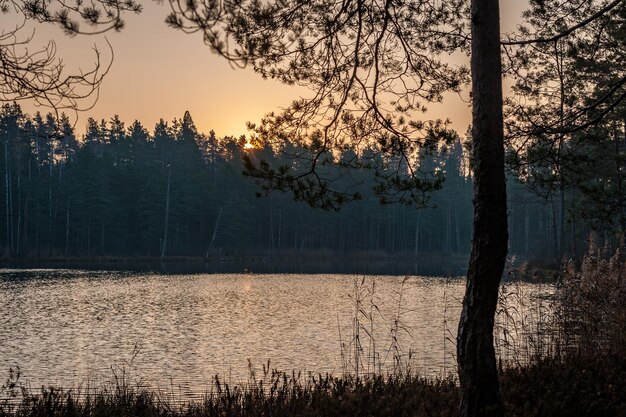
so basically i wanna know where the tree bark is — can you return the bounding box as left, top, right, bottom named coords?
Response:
left=414, top=210, right=421, bottom=256
left=161, top=166, right=171, bottom=259
left=205, top=206, right=223, bottom=258
left=65, top=188, right=70, bottom=255
left=4, top=132, right=12, bottom=253
left=457, top=1, right=507, bottom=416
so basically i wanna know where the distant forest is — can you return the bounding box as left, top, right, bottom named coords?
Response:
left=0, top=103, right=621, bottom=262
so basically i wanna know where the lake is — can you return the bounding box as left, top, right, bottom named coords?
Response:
left=0, top=269, right=552, bottom=399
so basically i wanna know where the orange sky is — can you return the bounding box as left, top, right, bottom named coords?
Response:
left=4, top=1, right=528, bottom=138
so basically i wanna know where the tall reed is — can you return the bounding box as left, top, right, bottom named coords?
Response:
left=340, top=276, right=415, bottom=378
left=554, top=245, right=625, bottom=357
left=494, top=243, right=626, bottom=364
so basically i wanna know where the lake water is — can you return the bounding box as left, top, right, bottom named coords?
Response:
left=0, top=269, right=552, bottom=398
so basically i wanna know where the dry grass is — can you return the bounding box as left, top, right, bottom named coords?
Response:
left=2, top=356, right=624, bottom=417
left=555, top=246, right=626, bottom=357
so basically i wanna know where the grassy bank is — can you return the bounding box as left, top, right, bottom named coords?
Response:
left=1, top=354, right=624, bottom=417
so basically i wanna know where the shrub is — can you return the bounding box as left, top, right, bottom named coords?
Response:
left=556, top=245, right=626, bottom=356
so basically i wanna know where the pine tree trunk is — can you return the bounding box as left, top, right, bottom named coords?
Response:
left=278, top=208, right=282, bottom=249
left=205, top=206, right=223, bottom=258
left=559, top=186, right=565, bottom=256
left=457, top=1, right=507, bottom=416
left=455, top=205, right=461, bottom=253
left=524, top=204, right=530, bottom=256
left=570, top=188, right=577, bottom=257
left=551, top=198, right=559, bottom=261
left=161, top=166, right=171, bottom=259
left=65, top=189, right=70, bottom=255
left=16, top=136, right=21, bottom=257
left=4, top=134, right=12, bottom=253
left=618, top=119, right=625, bottom=235
left=414, top=210, right=421, bottom=257
left=100, top=222, right=105, bottom=255
left=87, top=213, right=91, bottom=256
left=446, top=202, right=451, bottom=253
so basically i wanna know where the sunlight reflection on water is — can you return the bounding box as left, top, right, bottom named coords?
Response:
left=0, top=270, right=550, bottom=398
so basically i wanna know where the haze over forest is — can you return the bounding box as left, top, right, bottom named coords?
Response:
left=0, top=104, right=620, bottom=261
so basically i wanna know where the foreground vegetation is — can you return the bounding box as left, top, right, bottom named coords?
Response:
left=1, top=355, right=624, bottom=417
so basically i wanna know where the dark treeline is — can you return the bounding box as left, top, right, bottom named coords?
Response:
left=0, top=103, right=621, bottom=261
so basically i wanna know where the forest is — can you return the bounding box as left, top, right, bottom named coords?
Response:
left=0, top=103, right=623, bottom=262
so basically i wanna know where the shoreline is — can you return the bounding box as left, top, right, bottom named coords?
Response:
left=1, top=354, right=624, bottom=417
left=0, top=253, right=472, bottom=276
left=0, top=253, right=558, bottom=281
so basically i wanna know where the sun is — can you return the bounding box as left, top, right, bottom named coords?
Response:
left=243, top=142, right=255, bottom=150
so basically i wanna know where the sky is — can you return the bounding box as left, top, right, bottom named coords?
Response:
left=3, top=1, right=528, bottom=138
